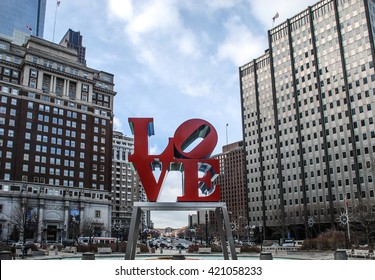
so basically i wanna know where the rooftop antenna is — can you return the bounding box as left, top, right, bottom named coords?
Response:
left=52, top=1, right=61, bottom=42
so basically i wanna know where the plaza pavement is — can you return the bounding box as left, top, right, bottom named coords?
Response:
left=15, top=248, right=369, bottom=260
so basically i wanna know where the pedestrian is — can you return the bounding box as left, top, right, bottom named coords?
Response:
left=22, top=244, right=28, bottom=259
left=10, top=244, right=16, bottom=260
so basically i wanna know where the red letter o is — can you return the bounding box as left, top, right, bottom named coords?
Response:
left=173, top=119, right=217, bottom=159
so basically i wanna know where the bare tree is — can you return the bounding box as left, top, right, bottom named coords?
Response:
left=67, top=218, right=80, bottom=241
left=266, top=209, right=286, bottom=240
left=9, top=199, right=39, bottom=243
left=350, top=199, right=375, bottom=246
left=79, top=217, right=106, bottom=243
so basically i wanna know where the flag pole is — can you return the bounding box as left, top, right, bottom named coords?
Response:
left=25, top=25, right=32, bottom=35
left=52, top=1, right=59, bottom=42
left=226, top=123, right=229, bottom=146
left=272, top=12, right=279, bottom=28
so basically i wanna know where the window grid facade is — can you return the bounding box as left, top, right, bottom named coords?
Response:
left=0, top=35, right=116, bottom=242
left=111, top=131, right=148, bottom=238
left=213, top=141, right=248, bottom=239
left=0, top=0, right=46, bottom=38
left=240, top=0, right=375, bottom=239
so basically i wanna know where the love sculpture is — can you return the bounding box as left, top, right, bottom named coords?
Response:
left=125, top=118, right=237, bottom=260
left=128, top=117, right=220, bottom=202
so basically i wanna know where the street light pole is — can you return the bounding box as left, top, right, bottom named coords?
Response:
left=344, top=198, right=351, bottom=243
left=244, top=224, right=250, bottom=244
left=238, top=216, right=249, bottom=243
left=205, top=211, right=209, bottom=247
left=259, top=224, right=263, bottom=251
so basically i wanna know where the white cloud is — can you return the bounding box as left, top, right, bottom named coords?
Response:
left=216, top=16, right=266, bottom=66
left=205, top=0, right=244, bottom=10
left=158, top=171, right=183, bottom=202
left=149, top=144, right=159, bottom=155
left=125, top=0, right=181, bottom=43
left=137, top=48, right=158, bottom=68
left=106, top=0, right=207, bottom=98
left=182, top=0, right=245, bottom=14
left=113, top=116, right=124, bottom=132
left=176, top=31, right=201, bottom=58
left=178, top=79, right=211, bottom=98
left=108, top=0, right=133, bottom=21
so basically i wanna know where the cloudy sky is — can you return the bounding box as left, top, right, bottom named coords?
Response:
left=44, top=0, right=318, bottom=229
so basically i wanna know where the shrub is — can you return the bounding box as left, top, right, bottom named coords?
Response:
left=28, top=243, right=38, bottom=251
left=301, top=230, right=346, bottom=251
left=118, top=242, right=127, bottom=252
left=76, top=244, right=97, bottom=253
left=138, top=244, right=149, bottom=253
left=241, top=245, right=261, bottom=253
left=300, top=238, right=315, bottom=250
left=187, top=244, right=202, bottom=253
left=210, top=244, right=222, bottom=252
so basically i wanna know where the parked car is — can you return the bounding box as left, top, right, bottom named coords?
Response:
left=176, top=243, right=189, bottom=249
left=282, top=242, right=295, bottom=247
left=13, top=242, right=24, bottom=249
left=45, top=241, right=62, bottom=246
left=159, top=243, right=173, bottom=249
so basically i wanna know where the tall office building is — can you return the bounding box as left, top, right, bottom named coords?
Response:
left=59, top=29, right=87, bottom=65
left=111, top=131, right=148, bottom=239
left=240, top=0, right=375, bottom=240
left=0, top=34, right=116, bottom=243
left=0, top=0, right=46, bottom=39
left=212, top=141, right=248, bottom=240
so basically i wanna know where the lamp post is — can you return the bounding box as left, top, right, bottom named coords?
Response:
left=259, top=224, right=263, bottom=251
left=62, top=223, right=67, bottom=244
left=205, top=211, right=209, bottom=247
left=7, top=223, right=10, bottom=243
left=344, top=198, right=351, bottom=243
left=41, top=223, right=46, bottom=244
left=238, top=216, right=249, bottom=243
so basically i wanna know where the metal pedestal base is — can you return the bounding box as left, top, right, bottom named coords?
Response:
left=125, top=202, right=237, bottom=260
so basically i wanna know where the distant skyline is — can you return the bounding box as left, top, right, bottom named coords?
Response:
left=44, top=0, right=319, bottom=228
